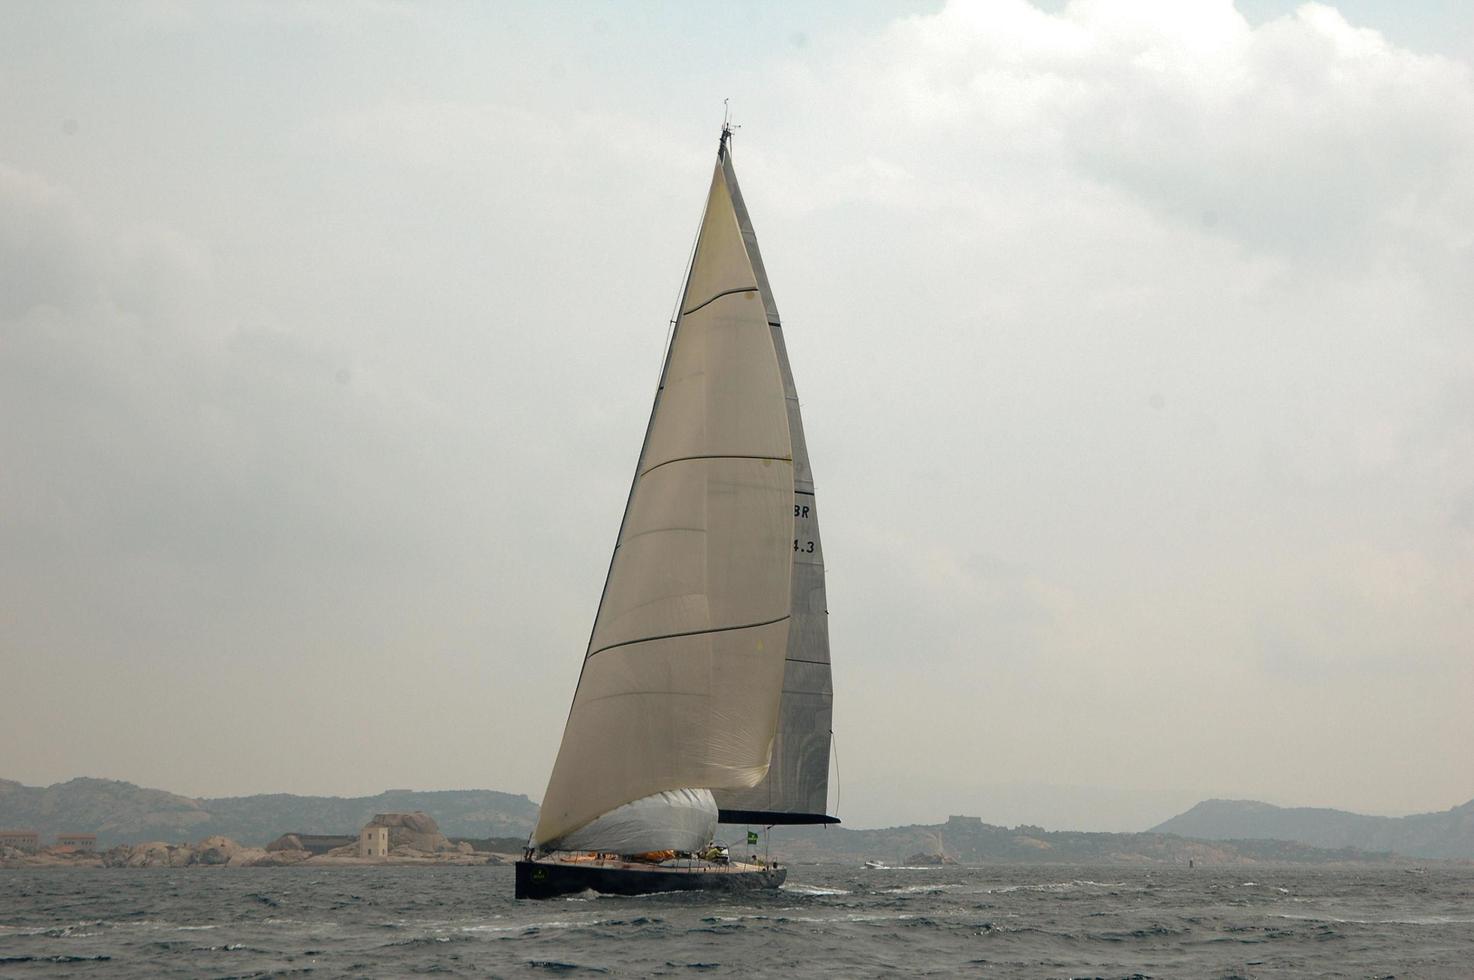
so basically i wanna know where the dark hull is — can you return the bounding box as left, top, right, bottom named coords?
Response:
left=515, top=859, right=786, bottom=900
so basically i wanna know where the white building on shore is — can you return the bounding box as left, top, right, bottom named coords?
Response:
left=358, top=825, right=389, bottom=858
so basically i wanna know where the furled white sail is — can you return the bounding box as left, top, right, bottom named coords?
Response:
left=552, top=789, right=718, bottom=855
left=533, top=157, right=794, bottom=850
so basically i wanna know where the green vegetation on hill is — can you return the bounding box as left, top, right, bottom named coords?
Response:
left=202, top=788, right=537, bottom=844
left=744, top=814, right=1401, bottom=866
left=0, top=778, right=538, bottom=846
left=1151, top=798, right=1474, bottom=860
left=0, top=777, right=212, bottom=844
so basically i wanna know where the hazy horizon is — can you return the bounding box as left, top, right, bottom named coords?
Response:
left=3, top=1, right=1471, bottom=834
left=7, top=770, right=1465, bottom=835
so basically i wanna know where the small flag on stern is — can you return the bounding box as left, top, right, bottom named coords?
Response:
left=747, top=831, right=759, bottom=845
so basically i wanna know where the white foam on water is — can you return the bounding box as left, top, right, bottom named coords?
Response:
left=987, top=879, right=1126, bottom=894
left=881, top=883, right=963, bottom=895
left=780, top=883, right=850, bottom=896
left=465, top=917, right=597, bottom=933
left=1273, top=912, right=1474, bottom=926
left=844, top=913, right=917, bottom=923
left=704, top=912, right=916, bottom=925
left=0, top=922, right=103, bottom=937
left=787, top=913, right=919, bottom=924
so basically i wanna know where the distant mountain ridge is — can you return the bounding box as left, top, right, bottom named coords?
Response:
left=0, top=778, right=538, bottom=846
left=8, top=778, right=1470, bottom=862
left=0, top=777, right=212, bottom=843
left=748, top=813, right=1397, bottom=865
left=1152, top=798, right=1474, bottom=860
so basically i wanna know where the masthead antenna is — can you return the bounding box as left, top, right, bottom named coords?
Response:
left=719, top=98, right=739, bottom=156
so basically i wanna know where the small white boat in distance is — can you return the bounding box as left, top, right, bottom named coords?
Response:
left=864, top=860, right=887, bottom=870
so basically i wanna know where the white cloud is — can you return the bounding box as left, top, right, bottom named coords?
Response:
left=737, top=0, right=1474, bottom=821
left=1, top=1, right=1470, bottom=823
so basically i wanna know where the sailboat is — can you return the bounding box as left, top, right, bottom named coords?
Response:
left=516, top=125, right=837, bottom=900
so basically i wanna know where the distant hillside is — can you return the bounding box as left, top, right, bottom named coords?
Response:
left=0, top=778, right=212, bottom=843
left=1152, top=798, right=1474, bottom=860
left=740, top=814, right=1398, bottom=866
left=7, top=778, right=1461, bottom=863
left=0, top=778, right=539, bottom=846
left=201, top=788, right=538, bottom=844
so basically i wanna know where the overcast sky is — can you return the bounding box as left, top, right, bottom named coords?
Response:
left=3, top=1, right=1471, bottom=832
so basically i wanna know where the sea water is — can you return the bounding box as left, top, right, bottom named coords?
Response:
left=2, top=864, right=1470, bottom=977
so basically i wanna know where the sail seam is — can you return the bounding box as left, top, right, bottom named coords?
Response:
left=681, top=286, right=759, bottom=316
left=587, top=614, right=791, bottom=661
left=640, top=453, right=792, bottom=479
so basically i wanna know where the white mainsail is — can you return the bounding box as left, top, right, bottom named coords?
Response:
left=532, top=150, right=794, bottom=850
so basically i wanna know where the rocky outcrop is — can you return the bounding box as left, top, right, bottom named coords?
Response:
left=1, top=843, right=104, bottom=868
left=904, top=851, right=958, bottom=865
left=365, top=811, right=455, bottom=853
left=4, top=825, right=507, bottom=866
left=195, top=835, right=267, bottom=866
left=250, top=848, right=312, bottom=866
left=5, top=833, right=503, bottom=869
left=100, top=836, right=267, bottom=868
left=104, top=841, right=191, bottom=867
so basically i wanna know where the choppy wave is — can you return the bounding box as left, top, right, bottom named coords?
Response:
left=1, top=864, right=1471, bottom=977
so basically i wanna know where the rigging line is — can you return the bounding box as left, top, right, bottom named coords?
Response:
left=659, top=173, right=711, bottom=375
left=585, top=614, right=791, bottom=661
left=680, top=285, right=760, bottom=317
left=831, top=727, right=841, bottom=823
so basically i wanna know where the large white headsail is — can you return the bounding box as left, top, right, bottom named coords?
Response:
left=533, top=155, right=794, bottom=850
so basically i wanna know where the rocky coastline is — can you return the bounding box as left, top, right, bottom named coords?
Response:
left=1, top=811, right=517, bottom=869
left=1, top=838, right=511, bottom=868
